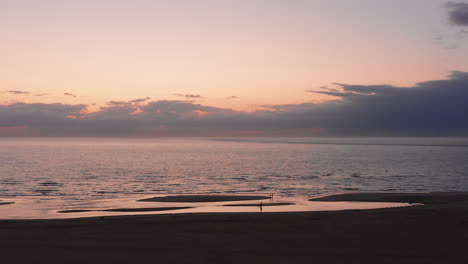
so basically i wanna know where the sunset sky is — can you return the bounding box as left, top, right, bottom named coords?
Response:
left=1, top=0, right=468, bottom=136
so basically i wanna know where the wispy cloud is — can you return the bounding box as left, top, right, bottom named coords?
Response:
left=173, top=94, right=202, bottom=99
left=64, top=93, right=77, bottom=98
left=129, top=97, right=151, bottom=103
left=226, top=96, right=239, bottom=100
left=5, top=90, right=30, bottom=95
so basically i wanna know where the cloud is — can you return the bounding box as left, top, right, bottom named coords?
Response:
left=0, top=103, right=86, bottom=136
left=173, top=94, right=202, bottom=99
left=64, top=93, right=77, bottom=98
left=5, top=90, right=30, bottom=95
left=1, top=72, right=467, bottom=137
left=104, top=97, right=152, bottom=108
left=446, top=2, right=468, bottom=26
left=436, top=2, right=468, bottom=49
left=77, top=100, right=237, bottom=136
left=456, top=29, right=468, bottom=37
left=107, top=101, right=129, bottom=106
left=226, top=96, right=239, bottom=100
left=304, top=71, right=468, bottom=136
left=35, top=93, right=48, bottom=97
left=129, top=97, right=151, bottom=103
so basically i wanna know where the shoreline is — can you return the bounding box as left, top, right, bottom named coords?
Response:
left=0, top=193, right=413, bottom=220
left=1, top=192, right=467, bottom=263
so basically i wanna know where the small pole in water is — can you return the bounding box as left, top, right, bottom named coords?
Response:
left=259, top=202, right=263, bottom=212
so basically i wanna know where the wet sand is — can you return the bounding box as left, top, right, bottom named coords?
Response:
left=1, top=192, right=468, bottom=263
left=58, top=206, right=193, bottom=213
left=138, top=194, right=270, bottom=202
left=223, top=202, right=294, bottom=207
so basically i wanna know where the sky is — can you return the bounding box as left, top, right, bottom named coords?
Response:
left=1, top=0, right=468, bottom=137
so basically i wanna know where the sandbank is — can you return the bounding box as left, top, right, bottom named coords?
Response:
left=138, top=194, right=270, bottom=202
left=223, top=202, right=294, bottom=207
left=58, top=206, right=192, bottom=213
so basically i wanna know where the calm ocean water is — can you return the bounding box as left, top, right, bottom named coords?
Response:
left=1, top=137, right=468, bottom=202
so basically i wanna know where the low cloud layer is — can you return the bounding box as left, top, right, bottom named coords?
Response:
left=1, top=72, right=468, bottom=137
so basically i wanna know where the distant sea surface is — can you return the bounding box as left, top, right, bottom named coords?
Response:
left=1, top=137, right=468, bottom=202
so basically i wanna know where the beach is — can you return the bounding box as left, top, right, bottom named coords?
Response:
left=3, top=0, right=468, bottom=263
left=1, top=192, right=468, bottom=263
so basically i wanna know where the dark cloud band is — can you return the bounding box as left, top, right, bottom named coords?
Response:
left=1, top=72, right=467, bottom=137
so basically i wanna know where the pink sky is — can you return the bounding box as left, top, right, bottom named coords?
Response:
left=2, top=0, right=468, bottom=111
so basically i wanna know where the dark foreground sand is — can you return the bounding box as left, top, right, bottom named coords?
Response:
left=1, top=192, right=468, bottom=264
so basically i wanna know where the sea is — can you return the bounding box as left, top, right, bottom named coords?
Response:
left=1, top=137, right=467, bottom=218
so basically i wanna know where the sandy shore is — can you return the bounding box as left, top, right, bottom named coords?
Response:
left=1, top=192, right=468, bottom=264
